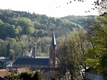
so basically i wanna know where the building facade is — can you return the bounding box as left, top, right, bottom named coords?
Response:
left=12, top=32, right=58, bottom=70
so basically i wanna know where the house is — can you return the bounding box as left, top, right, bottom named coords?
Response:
left=13, top=56, right=49, bottom=70
left=12, top=32, right=58, bottom=71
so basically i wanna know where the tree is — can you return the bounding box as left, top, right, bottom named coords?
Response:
left=0, top=39, right=7, bottom=56
left=57, top=26, right=88, bottom=80
left=9, top=49, right=15, bottom=60
left=93, top=0, right=107, bottom=16
left=0, top=9, right=96, bottom=61
left=26, top=27, right=34, bottom=35
left=32, top=71, right=41, bottom=80
left=6, top=42, right=10, bottom=57
left=58, top=41, right=75, bottom=80
left=19, top=72, right=32, bottom=80
left=60, top=0, right=106, bottom=16
left=70, top=26, right=90, bottom=79
left=86, top=15, right=107, bottom=79
left=4, top=73, right=21, bottom=80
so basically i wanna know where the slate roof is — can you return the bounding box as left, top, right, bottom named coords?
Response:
left=13, top=57, right=49, bottom=66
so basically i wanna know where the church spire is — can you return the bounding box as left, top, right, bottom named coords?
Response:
left=49, top=31, right=58, bottom=68
left=51, top=31, right=56, bottom=49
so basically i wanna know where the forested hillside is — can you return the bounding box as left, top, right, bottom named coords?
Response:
left=0, top=9, right=96, bottom=60
left=61, top=15, right=96, bottom=29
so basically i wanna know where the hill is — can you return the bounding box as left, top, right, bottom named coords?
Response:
left=0, top=9, right=96, bottom=60
left=61, top=15, right=96, bottom=29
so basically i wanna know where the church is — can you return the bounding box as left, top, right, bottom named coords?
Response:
left=12, top=32, right=58, bottom=70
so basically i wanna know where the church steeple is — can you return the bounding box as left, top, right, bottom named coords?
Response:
left=49, top=32, right=58, bottom=68
left=51, top=31, right=56, bottom=49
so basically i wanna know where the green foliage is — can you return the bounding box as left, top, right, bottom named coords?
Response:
left=100, top=53, right=107, bottom=76
left=61, top=15, right=95, bottom=29
left=4, top=73, right=21, bottom=80
left=4, top=71, right=42, bottom=80
left=0, top=39, right=7, bottom=56
left=32, top=71, right=41, bottom=80
left=57, top=26, right=88, bottom=80
left=19, top=72, right=32, bottom=80
left=86, top=15, right=107, bottom=76
left=0, top=9, right=95, bottom=60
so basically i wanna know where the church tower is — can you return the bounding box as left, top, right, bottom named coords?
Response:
left=49, top=32, right=58, bottom=68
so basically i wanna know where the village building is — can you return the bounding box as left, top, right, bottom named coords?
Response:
left=12, top=32, right=58, bottom=71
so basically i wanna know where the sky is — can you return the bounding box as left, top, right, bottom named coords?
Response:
left=0, top=0, right=98, bottom=17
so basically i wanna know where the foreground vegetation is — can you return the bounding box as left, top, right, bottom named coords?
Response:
left=57, top=15, right=107, bottom=80
left=4, top=71, right=41, bottom=80
left=57, top=0, right=107, bottom=80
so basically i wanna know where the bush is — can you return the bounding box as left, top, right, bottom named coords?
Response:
left=32, top=71, right=41, bottom=80
left=19, top=72, right=32, bottom=80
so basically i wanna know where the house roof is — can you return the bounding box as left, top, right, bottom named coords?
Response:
left=13, top=57, right=49, bottom=66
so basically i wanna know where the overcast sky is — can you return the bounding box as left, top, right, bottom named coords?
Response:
left=0, top=0, right=98, bottom=17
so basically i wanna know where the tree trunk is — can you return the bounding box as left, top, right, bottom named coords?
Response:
left=70, top=70, right=74, bottom=80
